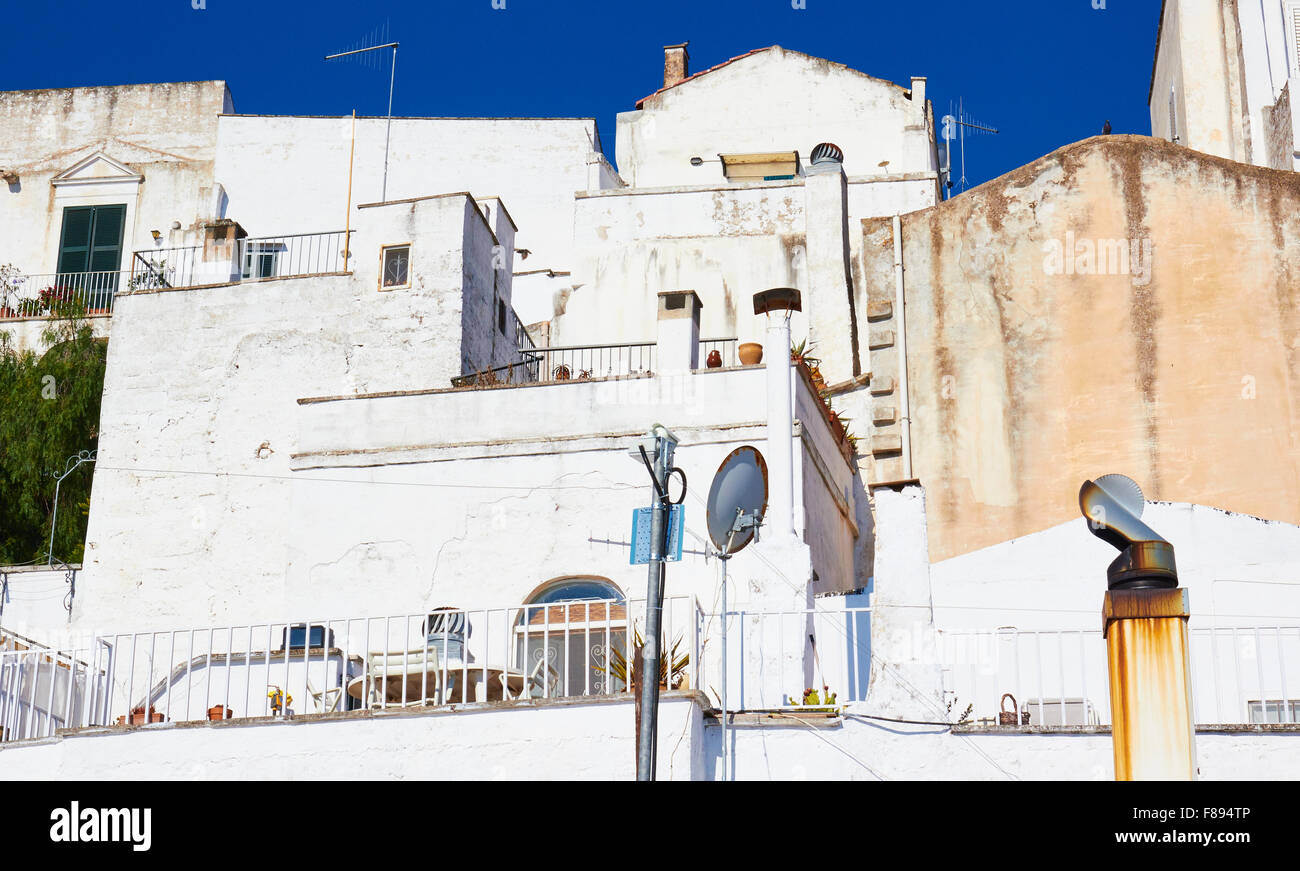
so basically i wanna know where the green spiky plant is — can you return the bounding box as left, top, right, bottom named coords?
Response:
left=600, top=628, right=690, bottom=691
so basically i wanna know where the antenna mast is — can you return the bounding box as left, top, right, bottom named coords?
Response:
left=940, top=98, right=1000, bottom=199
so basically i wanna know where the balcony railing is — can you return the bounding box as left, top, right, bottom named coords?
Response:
left=1, top=271, right=128, bottom=318
left=131, top=245, right=201, bottom=289
left=238, top=231, right=351, bottom=281
left=450, top=337, right=741, bottom=388
left=940, top=625, right=1300, bottom=727
left=0, top=597, right=702, bottom=742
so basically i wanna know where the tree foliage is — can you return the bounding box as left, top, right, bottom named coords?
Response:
left=0, top=301, right=106, bottom=564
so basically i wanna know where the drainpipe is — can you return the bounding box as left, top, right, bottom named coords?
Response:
left=892, top=215, right=913, bottom=479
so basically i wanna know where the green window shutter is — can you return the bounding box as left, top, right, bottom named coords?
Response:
left=57, top=207, right=94, bottom=274
left=57, top=204, right=125, bottom=275
left=88, top=204, right=125, bottom=273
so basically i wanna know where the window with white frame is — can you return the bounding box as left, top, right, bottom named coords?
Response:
left=380, top=244, right=410, bottom=290
left=1248, top=698, right=1300, bottom=724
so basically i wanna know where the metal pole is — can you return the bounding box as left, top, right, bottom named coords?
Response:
left=48, top=451, right=95, bottom=566
left=344, top=110, right=355, bottom=269
left=636, top=438, right=670, bottom=781
left=719, top=553, right=729, bottom=782
left=383, top=45, right=397, bottom=203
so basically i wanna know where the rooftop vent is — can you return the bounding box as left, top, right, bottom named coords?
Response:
left=809, top=143, right=844, bottom=165
left=664, top=42, right=690, bottom=88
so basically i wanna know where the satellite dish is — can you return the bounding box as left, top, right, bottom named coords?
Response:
left=1093, top=473, right=1144, bottom=517
left=706, top=446, right=768, bottom=555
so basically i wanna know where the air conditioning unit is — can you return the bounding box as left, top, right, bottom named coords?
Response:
left=1023, top=697, right=1099, bottom=727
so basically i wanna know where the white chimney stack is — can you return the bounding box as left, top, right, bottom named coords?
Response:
left=656, top=289, right=702, bottom=373
left=754, top=288, right=802, bottom=542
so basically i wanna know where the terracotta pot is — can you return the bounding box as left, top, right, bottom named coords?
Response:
left=118, top=707, right=164, bottom=725
left=207, top=705, right=233, bottom=721
left=705, top=349, right=723, bottom=368
left=738, top=342, right=764, bottom=365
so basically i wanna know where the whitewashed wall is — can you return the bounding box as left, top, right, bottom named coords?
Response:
left=0, top=694, right=706, bottom=781
left=72, top=195, right=506, bottom=640
left=616, top=47, right=936, bottom=188
left=0, top=82, right=231, bottom=276
left=214, top=115, right=609, bottom=279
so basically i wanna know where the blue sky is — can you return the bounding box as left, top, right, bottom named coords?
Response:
left=5, top=0, right=1162, bottom=189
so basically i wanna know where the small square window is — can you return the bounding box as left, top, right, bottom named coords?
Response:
left=380, top=245, right=410, bottom=290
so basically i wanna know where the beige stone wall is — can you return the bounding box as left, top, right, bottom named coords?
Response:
left=862, top=135, right=1300, bottom=562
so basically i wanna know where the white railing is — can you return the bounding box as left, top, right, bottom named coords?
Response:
left=451, top=337, right=742, bottom=388
left=704, top=606, right=873, bottom=710
left=0, top=596, right=703, bottom=742
left=238, top=230, right=351, bottom=281
left=940, top=626, right=1300, bottom=727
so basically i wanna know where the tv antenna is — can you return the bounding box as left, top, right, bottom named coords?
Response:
left=940, top=98, right=999, bottom=198
left=704, top=444, right=768, bottom=782
left=325, top=20, right=400, bottom=203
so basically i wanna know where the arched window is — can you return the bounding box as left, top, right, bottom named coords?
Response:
left=516, top=577, right=627, bottom=698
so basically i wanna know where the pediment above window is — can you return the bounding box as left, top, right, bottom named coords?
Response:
left=50, top=152, right=144, bottom=187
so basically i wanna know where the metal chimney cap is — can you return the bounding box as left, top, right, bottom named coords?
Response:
left=753, top=287, right=802, bottom=315
left=809, top=142, right=844, bottom=165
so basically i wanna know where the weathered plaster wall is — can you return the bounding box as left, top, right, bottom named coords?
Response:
left=0, top=82, right=231, bottom=275
left=74, top=195, right=504, bottom=635
left=616, top=47, right=935, bottom=188
left=0, top=314, right=111, bottom=354
left=862, top=135, right=1300, bottom=562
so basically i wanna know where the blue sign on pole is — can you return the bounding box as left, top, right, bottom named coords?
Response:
left=630, top=504, right=684, bottom=565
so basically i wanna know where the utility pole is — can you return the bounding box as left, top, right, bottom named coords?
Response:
left=635, top=425, right=677, bottom=780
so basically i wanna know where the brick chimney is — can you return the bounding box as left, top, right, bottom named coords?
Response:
left=663, top=43, right=690, bottom=88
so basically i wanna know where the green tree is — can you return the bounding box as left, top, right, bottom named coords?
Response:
left=0, top=299, right=107, bottom=564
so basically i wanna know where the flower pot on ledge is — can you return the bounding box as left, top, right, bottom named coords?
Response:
left=738, top=342, right=763, bottom=365
left=207, top=705, right=234, bottom=721
left=117, top=706, right=165, bottom=725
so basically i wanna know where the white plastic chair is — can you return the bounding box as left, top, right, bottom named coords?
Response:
left=363, top=646, right=441, bottom=709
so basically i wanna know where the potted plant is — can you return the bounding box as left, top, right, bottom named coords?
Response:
left=600, top=629, right=690, bottom=691
left=207, top=704, right=234, bottom=721
left=117, top=705, right=165, bottom=725
left=786, top=686, right=840, bottom=713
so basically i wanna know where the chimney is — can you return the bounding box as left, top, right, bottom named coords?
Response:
left=656, top=289, right=702, bottom=372
left=664, top=43, right=690, bottom=88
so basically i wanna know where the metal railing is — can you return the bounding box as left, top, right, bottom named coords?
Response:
left=1, top=271, right=129, bottom=317
left=940, top=626, right=1300, bottom=727
left=238, top=230, right=351, bottom=281
left=131, top=246, right=200, bottom=290
left=521, top=341, right=657, bottom=382
left=699, top=337, right=739, bottom=368
left=705, top=606, right=873, bottom=710
left=452, top=337, right=741, bottom=388
left=0, top=597, right=702, bottom=742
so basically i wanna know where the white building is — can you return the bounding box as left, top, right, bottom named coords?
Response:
left=1, top=41, right=1298, bottom=780
left=1151, top=0, right=1300, bottom=170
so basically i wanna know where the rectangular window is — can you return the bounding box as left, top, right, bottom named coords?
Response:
left=380, top=244, right=410, bottom=290
left=1168, top=86, right=1179, bottom=143
left=1248, top=699, right=1300, bottom=724
left=497, top=298, right=507, bottom=334
left=241, top=241, right=283, bottom=280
